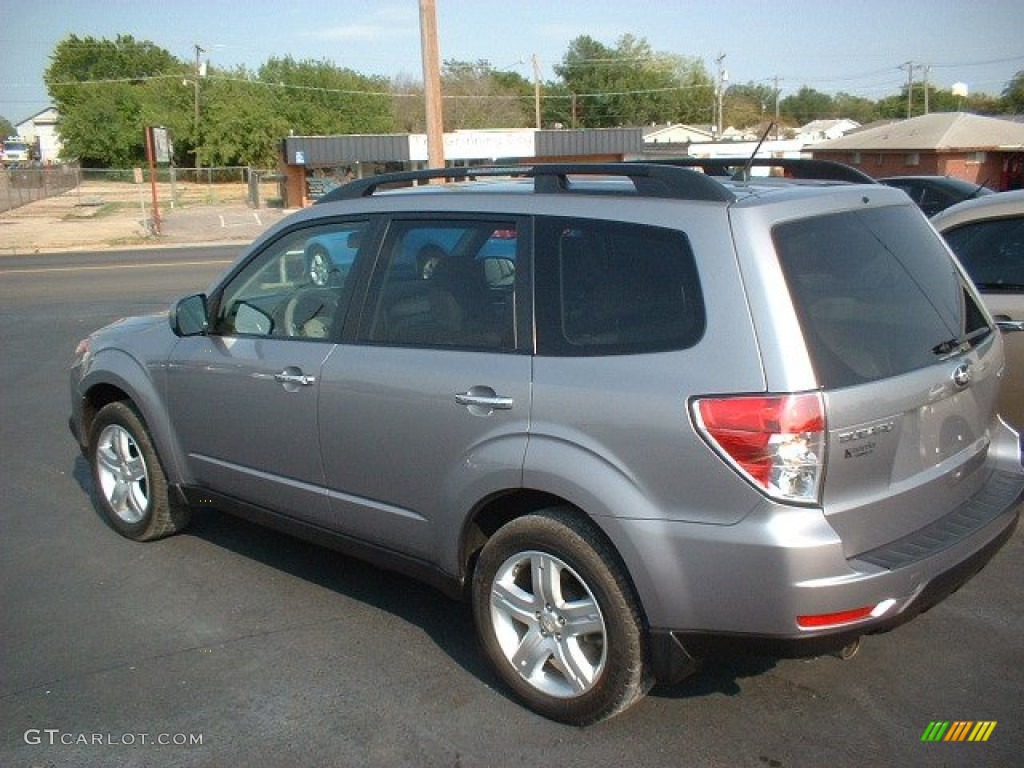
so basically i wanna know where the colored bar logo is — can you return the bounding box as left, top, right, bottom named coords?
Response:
left=921, top=721, right=997, bottom=742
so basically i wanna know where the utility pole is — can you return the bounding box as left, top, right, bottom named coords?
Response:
left=194, top=44, right=204, bottom=171
left=715, top=53, right=727, bottom=137
left=419, top=0, right=445, bottom=171
left=923, top=64, right=931, bottom=114
left=901, top=61, right=914, bottom=118
left=532, top=54, right=542, bottom=129
left=773, top=75, right=781, bottom=140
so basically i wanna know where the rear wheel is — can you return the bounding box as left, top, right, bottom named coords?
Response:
left=89, top=401, right=188, bottom=541
left=472, top=508, right=652, bottom=724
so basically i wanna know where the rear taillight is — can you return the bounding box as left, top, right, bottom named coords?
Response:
left=692, top=392, right=826, bottom=504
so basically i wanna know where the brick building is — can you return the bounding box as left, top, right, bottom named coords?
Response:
left=809, top=112, right=1024, bottom=191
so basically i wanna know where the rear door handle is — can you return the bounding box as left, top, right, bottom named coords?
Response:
left=274, top=368, right=317, bottom=388
left=455, top=387, right=513, bottom=412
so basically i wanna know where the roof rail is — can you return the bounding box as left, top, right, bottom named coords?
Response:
left=639, top=157, right=876, bottom=184
left=316, top=163, right=736, bottom=204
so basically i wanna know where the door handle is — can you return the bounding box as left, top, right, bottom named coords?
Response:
left=455, top=393, right=514, bottom=409
left=994, top=318, right=1024, bottom=333
left=455, top=387, right=514, bottom=412
left=274, top=370, right=316, bottom=386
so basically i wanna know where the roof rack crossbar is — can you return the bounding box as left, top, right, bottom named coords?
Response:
left=317, top=163, right=735, bottom=204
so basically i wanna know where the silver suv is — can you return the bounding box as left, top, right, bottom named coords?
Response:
left=69, top=164, right=1023, bottom=724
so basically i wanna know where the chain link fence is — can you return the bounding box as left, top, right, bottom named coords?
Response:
left=1, top=165, right=284, bottom=215
left=0, top=164, right=80, bottom=213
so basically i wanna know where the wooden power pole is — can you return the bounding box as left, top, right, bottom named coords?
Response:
left=419, top=0, right=445, bottom=170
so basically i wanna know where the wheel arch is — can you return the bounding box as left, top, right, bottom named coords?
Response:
left=459, top=491, right=649, bottom=627
left=79, top=349, right=188, bottom=485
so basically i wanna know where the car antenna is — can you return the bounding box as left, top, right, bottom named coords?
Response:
left=970, top=177, right=990, bottom=199
left=736, top=122, right=775, bottom=182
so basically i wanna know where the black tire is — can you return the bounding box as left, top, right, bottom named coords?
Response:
left=472, top=507, right=652, bottom=725
left=88, top=401, right=189, bottom=541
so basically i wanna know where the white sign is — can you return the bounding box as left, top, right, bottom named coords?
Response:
left=151, top=127, right=171, bottom=163
left=408, top=129, right=537, bottom=162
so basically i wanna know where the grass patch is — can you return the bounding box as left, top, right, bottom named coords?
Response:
left=66, top=201, right=129, bottom=220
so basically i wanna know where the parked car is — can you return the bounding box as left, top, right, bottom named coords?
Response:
left=70, top=164, right=1023, bottom=725
left=879, top=175, right=994, bottom=216
left=932, top=189, right=1024, bottom=426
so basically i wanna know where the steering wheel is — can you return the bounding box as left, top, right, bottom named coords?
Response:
left=308, top=245, right=333, bottom=287
left=282, top=287, right=338, bottom=338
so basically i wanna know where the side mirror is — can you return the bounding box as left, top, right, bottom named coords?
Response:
left=170, top=294, right=209, bottom=337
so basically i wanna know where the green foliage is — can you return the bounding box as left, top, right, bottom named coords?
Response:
left=1001, top=70, right=1024, bottom=112
left=555, top=35, right=713, bottom=128
left=876, top=84, right=1005, bottom=119
left=440, top=59, right=533, bottom=130
left=725, top=82, right=779, bottom=130
left=257, top=56, right=393, bottom=137
left=45, top=35, right=186, bottom=166
left=39, top=32, right=1024, bottom=168
left=0, top=115, right=16, bottom=137
left=780, top=87, right=837, bottom=124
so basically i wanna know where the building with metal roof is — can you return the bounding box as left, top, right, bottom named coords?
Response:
left=278, top=128, right=644, bottom=206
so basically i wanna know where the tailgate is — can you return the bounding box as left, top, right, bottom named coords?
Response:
left=771, top=203, right=1023, bottom=558
left=821, top=337, right=1013, bottom=558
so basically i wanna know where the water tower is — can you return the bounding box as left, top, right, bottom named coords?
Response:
left=952, top=82, right=968, bottom=111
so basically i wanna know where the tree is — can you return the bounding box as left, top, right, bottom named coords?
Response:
left=554, top=34, right=713, bottom=128
left=45, top=34, right=186, bottom=166
left=257, top=56, right=393, bottom=138
left=0, top=115, right=15, bottom=137
left=199, top=66, right=288, bottom=167
left=780, top=86, right=835, bottom=125
left=441, top=59, right=533, bottom=130
left=1001, top=70, right=1024, bottom=113
left=831, top=92, right=877, bottom=124
left=725, top=82, right=778, bottom=130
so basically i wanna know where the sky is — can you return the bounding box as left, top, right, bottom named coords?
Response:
left=2, top=0, right=1023, bottom=125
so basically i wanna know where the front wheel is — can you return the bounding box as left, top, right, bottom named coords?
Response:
left=89, top=401, right=189, bottom=541
left=472, top=508, right=652, bottom=725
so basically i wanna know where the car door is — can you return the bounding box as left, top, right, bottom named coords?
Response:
left=941, top=212, right=1024, bottom=426
left=165, top=219, right=370, bottom=524
left=317, top=216, right=532, bottom=566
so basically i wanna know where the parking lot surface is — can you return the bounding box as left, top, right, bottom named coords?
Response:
left=1, top=238, right=1021, bottom=768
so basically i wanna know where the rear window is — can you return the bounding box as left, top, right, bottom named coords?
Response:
left=773, top=207, right=991, bottom=388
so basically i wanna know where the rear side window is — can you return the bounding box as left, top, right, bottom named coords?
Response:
left=534, top=217, right=705, bottom=355
left=774, top=207, right=991, bottom=388
left=364, top=219, right=518, bottom=350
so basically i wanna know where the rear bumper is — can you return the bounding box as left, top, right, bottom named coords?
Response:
left=602, top=465, right=1023, bottom=683
left=650, top=504, right=1019, bottom=681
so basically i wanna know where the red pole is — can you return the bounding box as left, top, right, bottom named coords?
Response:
left=145, top=126, right=161, bottom=235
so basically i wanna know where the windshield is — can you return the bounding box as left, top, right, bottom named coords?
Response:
left=773, top=207, right=991, bottom=388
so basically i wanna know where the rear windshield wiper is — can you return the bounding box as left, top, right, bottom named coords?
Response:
left=932, top=326, right=992, bottom=358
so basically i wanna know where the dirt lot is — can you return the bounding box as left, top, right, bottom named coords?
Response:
left=0, top=179, right=289, bottom=254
